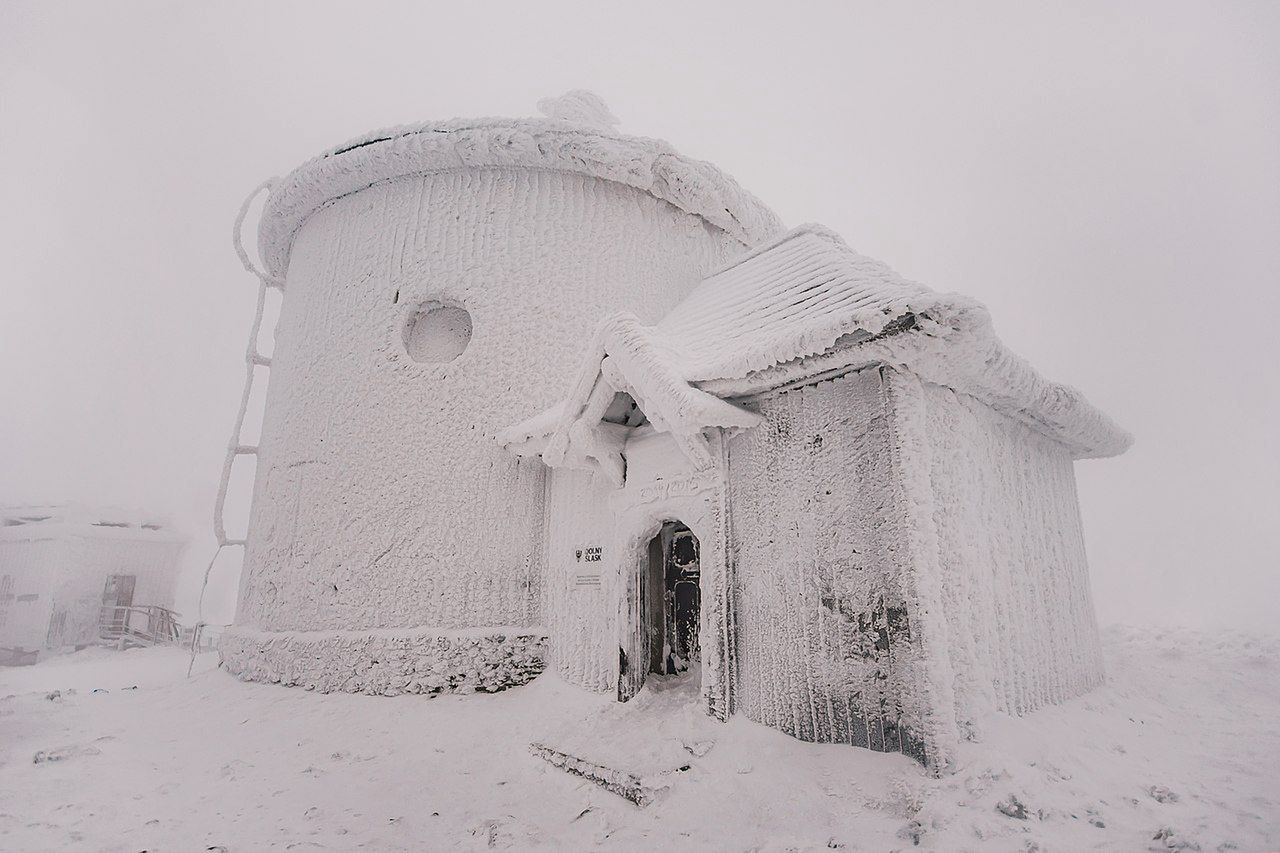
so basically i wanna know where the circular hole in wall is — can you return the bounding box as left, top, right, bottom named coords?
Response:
left=402, top=301, right=472, bottom=363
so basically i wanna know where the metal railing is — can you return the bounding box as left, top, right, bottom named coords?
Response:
left=180, top=622, right=221, bottom=652
left=98, top=605, right=182, bottom=648
left=0, top=646, right=39, bottom=666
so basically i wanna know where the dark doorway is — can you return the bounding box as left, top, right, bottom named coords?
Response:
left=101, top=574, right=136, bottom=635
left=619, top=521, right=702, bottom=702
left=648, top=522, right=700, bottom=676
left=102, top=574, right=136, bottom=609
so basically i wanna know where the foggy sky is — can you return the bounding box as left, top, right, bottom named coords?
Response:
left=2, top=1, right=1276, bottom=630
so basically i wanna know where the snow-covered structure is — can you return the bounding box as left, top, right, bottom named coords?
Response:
left=222, top=92, right=1130, bottom=770
left=0, top=505, right=185, bottom=658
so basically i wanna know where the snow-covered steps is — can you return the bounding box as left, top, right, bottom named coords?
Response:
left=529, top=742, right=689, bottom=806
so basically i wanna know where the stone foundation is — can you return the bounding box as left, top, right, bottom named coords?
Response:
left=219, top=627, right=548, bottom=697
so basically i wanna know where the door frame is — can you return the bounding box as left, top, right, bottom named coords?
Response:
left=610, top=441, right=736, bottom=720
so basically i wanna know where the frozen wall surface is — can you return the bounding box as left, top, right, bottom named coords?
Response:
left=0, top=539, right=61, bottom=650
left=225, top=164, right=745, bottom=690
left=544, top=467, right=618, bottom=692
left=725, top=364, right=1106, bottom=769
left=219, top=627, right=548, bottom=697
left=726, top=367, right=932, bottom=764
left=915, top=377, right=1105, bottom=731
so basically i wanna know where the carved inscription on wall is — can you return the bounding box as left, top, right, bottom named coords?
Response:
left=611, top=471, right=722, bottom=512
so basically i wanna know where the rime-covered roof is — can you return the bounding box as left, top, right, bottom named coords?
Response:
left=648, top=225, right=938, bottom=383
left=498, top=225, right=1132, bottom=481
left=0, top=504, right=186, bottom=544
left=257, top=93, right=783, bottom=279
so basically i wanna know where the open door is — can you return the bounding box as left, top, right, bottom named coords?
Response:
left=617, top=540, right=654, bottom=702
left=618, top=522, right=701, bottom=702
left=663, top=525, right=700, bottom=673
left=101, top=574, right=136, bottom=635
left=103, top=574, right=136, bottom=608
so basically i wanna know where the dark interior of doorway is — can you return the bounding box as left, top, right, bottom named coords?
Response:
left=646, top=522, right=701, bottom=676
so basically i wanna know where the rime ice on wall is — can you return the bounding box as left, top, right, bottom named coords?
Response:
left=918, top=380, right=1105, bottom=728
left=544, top=468, right=618, bottom=692
left=227, top=167, right=744, bottom=682
left=220, top=627, right=547, bottom=696
left=727, top=367, right=930, bottom=763
left=724, top=365, right=1103, bottom=766
left=0, top=540, right=64, bottom=649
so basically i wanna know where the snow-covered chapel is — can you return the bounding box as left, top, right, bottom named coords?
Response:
left=221, top=92, right=1131, bottom=770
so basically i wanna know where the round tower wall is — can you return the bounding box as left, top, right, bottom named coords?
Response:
left=222, top=167, right=743, bottom=692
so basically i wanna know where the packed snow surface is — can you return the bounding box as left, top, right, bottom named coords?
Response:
left=2, top=626, right=1276, bottom=851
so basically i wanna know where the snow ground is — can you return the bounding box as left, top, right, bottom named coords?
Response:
left=1, top=626, right=1276, bottom=852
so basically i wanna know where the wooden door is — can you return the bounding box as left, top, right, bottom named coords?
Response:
left=102, top=574, right=136, bottom=608
left=664, top=525, right=701, bottom=670
left=617, top=546, right=649, bottom=702
left=101, top=575, right=136, bottom=634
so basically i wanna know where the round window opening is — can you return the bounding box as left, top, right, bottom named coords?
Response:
left=403, top=301, right=473, bottom=363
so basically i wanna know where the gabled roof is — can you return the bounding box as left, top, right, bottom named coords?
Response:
left=498, top=225, right=1131, bottom=482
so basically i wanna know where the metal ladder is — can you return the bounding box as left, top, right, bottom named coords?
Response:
left=214, top=179, right=284, bottom=548
left=189, top=179, right=282, bottom=673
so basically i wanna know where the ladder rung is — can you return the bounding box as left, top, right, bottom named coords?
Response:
left=249, top=353, right=272, bottom=367
left=231, top=445, right=258, bottom=456
left=221, top=539, right=248, bottom=547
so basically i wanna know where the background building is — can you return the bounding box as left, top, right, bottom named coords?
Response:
left=0, top=504, right=185, bottom=660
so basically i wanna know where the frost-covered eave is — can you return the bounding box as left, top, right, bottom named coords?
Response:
left=499, top=308, right=1130, bottom=467
left=496, top=312, right=761, bottom=484
left=700, top=306, right=1133, bottom=460
left=497, top=401, right=565, bottom=457
left=257, top=115, right=783, bottom=280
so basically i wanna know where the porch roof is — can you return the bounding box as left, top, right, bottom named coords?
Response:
left=497, top=225, right=1131, bottom=483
